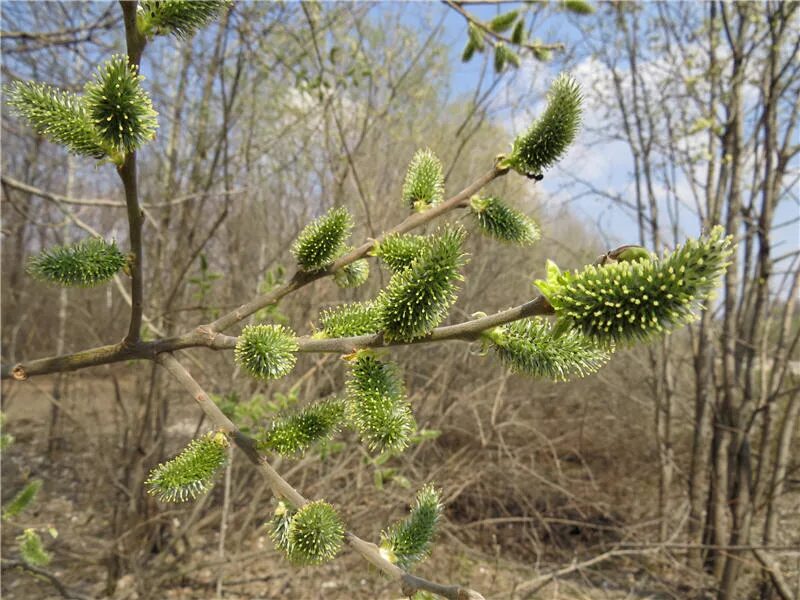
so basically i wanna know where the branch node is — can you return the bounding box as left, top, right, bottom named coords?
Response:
left=12, top=365, right=27, bottom=381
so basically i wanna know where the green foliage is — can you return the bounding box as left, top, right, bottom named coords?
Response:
left=137, top=0, right=230, bottom=38
left=485, top=318, right=610, bottom=381
left=562, top=0, right=595, bottom=15
left=374, top=233, right=427, bottom=273
left=18, top=529, right=50, bottom=567
left=494, top=43, right=521, bottom=72
left=346, top=351, right=415, bottom=453
left=235, top=324, right=298, bottom=380
left=274, top=500, right=345, bottom=566
left=333, top=258, right=370, bottom=288
left=27, top=238, right=126, bottom=287
left=292, top=207, right=353, bottom=271
left=259, top=398, right=346, bottom=457
left=6, top=82, right=107, bottom=159
left=380, top=484, right=442, bottom=569
left=402, top=149, right=445, bottom=210
left=83, top=55, right=158, bottom=154
left=503, top=73, right=582, bottom=176
left=469, top=196, right=540, bottom=245
left=318, top=301, right=382, bottom=338
left=377, top=226, right=467, bottom=342
left=146, top=432, right=228, bottom=502
left=3, top=480, right=42, bottom=521
left=535, top=226, right=733, bottom=347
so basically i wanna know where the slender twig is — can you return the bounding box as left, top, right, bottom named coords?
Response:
left=1, top=175, right=247, bottom=208
left=443, top=0, right=564, bottom=54
left=155, top=353, right=486, bottom=600
left=118, top=0, right=147, bottom=345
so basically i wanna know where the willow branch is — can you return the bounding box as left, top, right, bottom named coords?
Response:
left=443, top=0, right=564, bottom=53
left=2, top=295, right=553, bottom=380
left=207, top=163, right=507, bottom=332
left=2, top=162, right=514, bottom=380
left=156, top=353, right=485, bottom=600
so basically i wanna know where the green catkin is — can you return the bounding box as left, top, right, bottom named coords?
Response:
left=259, top=398, right=346, bottom=457
left=286, top=500, right=345, bottom=565
left=235, top=324, right=299, bottom=380
left=402, top=149, right=445, bottom=210
left=27, top=238, right=126, bottom=287
left=333, top=258, right=369, bottom=288
left=486, top=318, right=610, bottom=381
left=504, top=73, right=582, bottom=176
left=291, top=206, right=353, bottom=271
left=83, top=55, right=158, bottom=154
left=137, top=0, right=231, bottom=38
left=378, top=226, right=468, bottom=342
left=2, top=480, right=42, bottom=521
left=18, top=529, right=50, bottom=567
left=6, top=82, right=107, bottom=159
left=268, top=501, right=295, bottom=556
left=346, top=351, right=415, bottom=453
left=318, top=301, right=382, bottom=338
left=535, top=226, right=733, bottom=347
left=374, top=233, right=428, bottom=273
left=469, top=196, right=540, bottom=245
left=380, top=484, right=442, bottom=569
left=146, top=432, right=228, bottom=502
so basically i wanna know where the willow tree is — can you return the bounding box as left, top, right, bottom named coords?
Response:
left=3, top=2, right=732, bottom=598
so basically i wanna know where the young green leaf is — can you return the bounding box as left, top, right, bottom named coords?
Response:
left=235, top=324, right=299, bottom=380
left=563, top=0, right=595, bottom=15
left=286, top=500, right=345, bottom=565
left=137, top=0, right=231, bottom=38
left=461, top=39, right=476, bottom=63
left=469, top=196, right=540, bottom=245
left=318, top=301, right=382, bottom=338
left=503, top=73, right=582, bottom=176
left=6, top=82, right=107, bottom=159
left=485, top=318, right=610, bottom=381
left=535, top=226, right=733, bottom=347
left=488, top=11, right=518, bottom=33
left=2, top=480, right=42, bottom=521
left=146, top=433, right=228, bottom=502
left=27, top=238, right=126, bottom=287
left=18, top=529, right=50, bottom=567
left=292, top=206, right=353, bottom=271
left=380, top=484, right=442, bottom=569
left=378, top=226, right=467, bottom=342
left=333, top=258, right=369, bottom=288
left=83, top=55, right=158, bottom=154
left=467, top=22, right=485, bottom=50
left=494, top=42, right=507, bottom=73
left=511, top=20, right=525, bottom=45
left=346, top=351, right=415, bottom=453
left=259, top=398, right=346, bottom=457
left=402, top=149, right=445, bottom=210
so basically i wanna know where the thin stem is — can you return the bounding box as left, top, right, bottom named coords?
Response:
left=155, top=353, right=485, bottom=600
left=119, top=1, right=147, bottom=344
